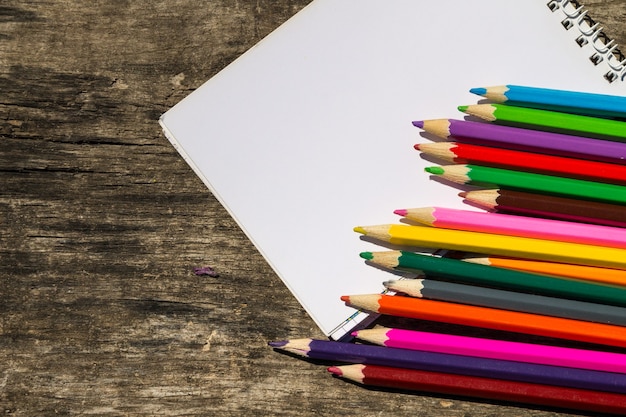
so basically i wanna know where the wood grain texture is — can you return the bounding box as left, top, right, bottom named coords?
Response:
left=1, top=2, right=625, bottom=416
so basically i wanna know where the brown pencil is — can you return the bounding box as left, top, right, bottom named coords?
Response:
left=460, top=188, right=626, bottom=228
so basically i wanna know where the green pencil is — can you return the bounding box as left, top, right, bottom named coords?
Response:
left=458, top=103, right=626, bottom=141
left=425, top=164, right=626, bottom=205
left=361, top=250, right=626, bottom=308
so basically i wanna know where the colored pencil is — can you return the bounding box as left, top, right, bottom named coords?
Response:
left=395, top=206, right=626, bottom=249
left=362, top=250, right=626, bottom=309
left=426, top=164, right=626, bottom=205
left=469, top=84, right=626, bottom=118
left=328, top=364, right=626, bottom=415
left=415, top=141, right=626, bottom=184
left=354, top=224, right=626, bottom=269
left=458, top=103, right=626, bottom=141
left=460, top=188, right=626, bottom=228
left=352, top=326, right=626, bottom=374
left=382, top=277, right=626, bottom=325
left=269, top=338, right=626, bottom=393
left=340, top=294, right=626, bottom=348
left=463, top=256, right=626, bottom=287
left=413, top=118, right=626, bottom=164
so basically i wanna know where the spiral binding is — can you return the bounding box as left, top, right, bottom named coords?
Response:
left=547, top=0, right=626, bottom=83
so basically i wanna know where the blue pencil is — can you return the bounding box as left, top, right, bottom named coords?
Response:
left=470, top=84, right=626, bottom=118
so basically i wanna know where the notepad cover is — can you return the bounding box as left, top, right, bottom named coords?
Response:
left=159, top=0, right=625, bottom=338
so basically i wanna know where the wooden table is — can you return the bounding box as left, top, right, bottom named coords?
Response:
left=2, top=1, right=626, bottom=415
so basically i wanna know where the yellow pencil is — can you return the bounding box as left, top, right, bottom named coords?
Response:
left=354, top=224, right=626, bottom=270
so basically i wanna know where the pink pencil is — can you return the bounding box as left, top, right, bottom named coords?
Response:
left=352, top=327, right=626, bottom=374
left=395, top=207, right=626, bottom=249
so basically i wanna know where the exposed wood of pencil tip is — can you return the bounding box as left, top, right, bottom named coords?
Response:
left=420, top=119, right=452, bottom=139
left=460, top=189, right=500, bottom=208
left=363, top=250, right=403, bottom=269
left=352, top=327, right=391, bottom=346
left=415, top=142, right=457, bottom=162
left=402, top=207, right=437, bottom=225
left=462, top=257, right=491, bottom=266
left=353, top=225, right=393, bottom=241
left=478, top=85, right=509, bottom=102
left=460, top=104, right=497, bottom=122
left=271, top=338, right=313, bottom=356
left=428, top=165, right=471, bottom=184
left=328, top=364, right=365, bottom=382
left=383, top=279, right=425, bottom=297
left=341, top=294, right=382, bottom=313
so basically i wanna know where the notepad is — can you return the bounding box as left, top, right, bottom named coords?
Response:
left=159, top=0, right=626, bottom=339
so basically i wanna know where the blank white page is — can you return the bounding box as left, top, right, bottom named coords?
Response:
left=160, top=0, right=626, bottom=338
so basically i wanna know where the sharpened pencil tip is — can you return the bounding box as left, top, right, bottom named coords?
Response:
left=458, top=105, right=469, bottom=112
left=268, top=340, right=288, bottom=348
left=469, top=87, right=487, bottom=96
left=412, top=120, right=424, bottom=128
left=359, top=252, right=374, bottom=260
left=413, top=143, right=422, bottom=151
left=327, top=366, right=343, bottom=376
left=340, top=295, right=350, bottom=302
left=394, top=209, right=408, bottom=217
left=458, top=191, right=468, bottom=198
left=425, top=166, right=444, bottom=175
left=353, top=226, right=366, bottom=235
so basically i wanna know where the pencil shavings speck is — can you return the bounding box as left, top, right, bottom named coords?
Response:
left=193, top=266, right=219, bottom=277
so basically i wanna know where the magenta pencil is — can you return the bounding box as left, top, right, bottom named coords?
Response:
left=396, top=206, right=626, bottom=249
left=352, top=327, right=626, bottom=374
left=413, top=119, right=626, bottom=164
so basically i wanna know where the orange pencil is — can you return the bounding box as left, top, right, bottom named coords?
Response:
left=341, top=294, right=626, bottom=349
left=464, top=256, right=626, bottom=288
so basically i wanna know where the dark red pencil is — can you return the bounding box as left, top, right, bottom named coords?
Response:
left=329, top=364, right=626, bottom=415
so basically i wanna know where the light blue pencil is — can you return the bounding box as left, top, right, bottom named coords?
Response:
left=470, top=84, right=626, bottom=118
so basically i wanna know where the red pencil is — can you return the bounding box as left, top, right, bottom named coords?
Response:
left=416, top=141, right=626, bottom=184
left=328, top=364, right=626, bottom=415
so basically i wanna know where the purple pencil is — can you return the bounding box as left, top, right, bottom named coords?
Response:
left=413, top=119, right=626, bottom=164
left=269, top=338, right=626, bottom=394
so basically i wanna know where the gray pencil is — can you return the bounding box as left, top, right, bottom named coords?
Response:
left=384, top=278, right=626, bottom=326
